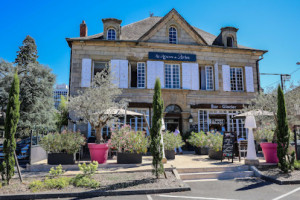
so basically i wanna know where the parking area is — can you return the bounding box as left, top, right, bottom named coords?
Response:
left=57, top=178, right=300, bottom=200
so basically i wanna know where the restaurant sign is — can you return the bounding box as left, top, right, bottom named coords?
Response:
left=191, top=104, right=245, bottom=110
left=148, top=52, right=196, bottom=62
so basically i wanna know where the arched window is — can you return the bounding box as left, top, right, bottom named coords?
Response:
left=227, top=36, right=233, bottom=47
left=165, top=104, right=182, bottom=113
left=169, top=27, right=177, bottom=44
left=107, top=28, right=116, bottom=40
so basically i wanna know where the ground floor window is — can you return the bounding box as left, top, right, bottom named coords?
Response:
left=128, top=108, right=150, bottom=135
left=198, top=109, right=247, bottom=138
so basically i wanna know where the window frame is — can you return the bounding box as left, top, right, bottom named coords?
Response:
left=137, top=62, right=146, bottom=88
left=164, top=64, right=180, bottom=89
left=230, top=67, right=244, bottom=92
left=205, top=66, right=214, bottom=90
left=92, top=61, right=108, bottom=81
left=169, top=26, right=177, bottom=44
left=107, top=28, right=116, bottom=40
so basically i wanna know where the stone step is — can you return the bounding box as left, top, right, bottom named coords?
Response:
left=177, top=165, right=249, bottom=174
left=179, top=170, right=254, bottom=180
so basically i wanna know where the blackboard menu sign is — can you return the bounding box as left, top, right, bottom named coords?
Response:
left=221, top=132, right=236, bottom=163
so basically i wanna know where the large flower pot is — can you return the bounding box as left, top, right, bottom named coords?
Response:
left=117, top=152, right=142, bottom=164
left=208, top=149, right=223, bottom=160
left=48, top=153, right=75, bottom=165
left=194, top=147, right=201, bottom=155
left=201, top=147, right=209, bottom=155
left=88, top=143, right=109, bottom=164
left=165, top=150, right=175, bottom=160
left=260, top=142, right=279, bottom=163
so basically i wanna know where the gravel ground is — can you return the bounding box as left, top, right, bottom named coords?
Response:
left=260, top=167, right=300, bottom=181
left=0, top=171, right=185, bottom=195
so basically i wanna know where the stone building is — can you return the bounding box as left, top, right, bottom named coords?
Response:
left=66, top=9, right=267, bottom=138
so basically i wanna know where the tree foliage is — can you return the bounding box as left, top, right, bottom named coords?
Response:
left=15, top=35, right=38, bottom=68
left=276, top=85, right=294, bottom=173
left=1, top=71, right=20, bottom=185
left=69, top=67, right=128, bottom=143
left=150, top=78, right=164, bottom=178
left=55, top=95, right=69, bottom=131
left=0, top=60, right=14, bottom=114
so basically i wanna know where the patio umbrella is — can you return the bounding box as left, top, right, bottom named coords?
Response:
left=233, top=109, right=273, bottom=119
left=244, top=115, right=259, bottom=165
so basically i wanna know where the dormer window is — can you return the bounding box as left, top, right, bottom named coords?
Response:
left=227, top=36, right=233, bottom=47
left=107, top=28, right=116, bottom=40
left=169, top=27, right=177, bottom=44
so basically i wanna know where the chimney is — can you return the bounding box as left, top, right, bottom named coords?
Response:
left=80, top=20, right=87, bottom=37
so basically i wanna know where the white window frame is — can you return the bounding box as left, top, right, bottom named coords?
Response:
left=230, top=67, right=244, bottom=92
left=128, top=108, right=150, bottom=135
left=165, top=64, right=180, bottom=89
left=169, top=26, right=177, bottom=44
left=107, top=28, right=116, bottom=40
left=205, top=66, right=214, bottom=90
left=137, top=62, right=146, bottom=88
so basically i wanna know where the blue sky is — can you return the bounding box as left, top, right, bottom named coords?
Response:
left=1, top=0, right=300, bottom=89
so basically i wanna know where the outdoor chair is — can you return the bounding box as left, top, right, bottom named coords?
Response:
left=238, top=140, right=248, bottom=161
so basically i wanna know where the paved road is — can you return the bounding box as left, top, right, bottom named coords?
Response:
left=55, top=178, right=300, bottom=200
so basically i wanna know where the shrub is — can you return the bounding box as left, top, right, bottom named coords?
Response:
left=255, top=124, right=275, bottom=142
left=78, top=161, right=98, bottom=178
left=294, top=160, right=300, bottom=170
left=109, top=125, right=149, bottom=154
left=187, top=131, right=208, bottom=148
left=40, top=130, right=86, bottom=154
left=163, top=131, right=185, bottom=150
left=48, top=165, right=65, bottom=178
left=29, top=180, right=44, bottom=192
left=44, top=177, right=70, bottom=190
left=207, top=132, right=223, bottom=152
left=70, top=161, right=100, bottom=188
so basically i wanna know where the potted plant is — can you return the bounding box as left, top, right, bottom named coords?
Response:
left=69, top=67, right=128, bottom=164
left=163, top=131, right=185, bottom=160
left=109, top=125, right=149, bottom=164
left=207, top=132, right=223, bottom=160
left=40, top=130, right=86, bottom=165
left=188, top=131, right=209, bottom=155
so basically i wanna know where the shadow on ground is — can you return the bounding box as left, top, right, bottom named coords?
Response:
left=235, top=178, right=273, bottom=191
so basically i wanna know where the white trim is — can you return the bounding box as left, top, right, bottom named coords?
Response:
left=205, top=66, right=214, bottom=90
left=164, top=63, right=180, bottom=89
left=81, top=58, right=92, bottom=87
left=137, top=62, right=146, bottom=88
left=214, top=62, right=219, bottom=90
left=222, top=65, right=231, bottom=91
left=245, top=66, right=254, bottom=92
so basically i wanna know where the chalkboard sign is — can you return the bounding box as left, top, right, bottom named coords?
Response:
left=221, top=132, right=236, bottom=163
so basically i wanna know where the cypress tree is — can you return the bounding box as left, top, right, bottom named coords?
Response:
left=1, top=71, right=20, bottom=184
left=150, top=78, right=164, bottom=178
left=276, top=85, right=294, bottom=173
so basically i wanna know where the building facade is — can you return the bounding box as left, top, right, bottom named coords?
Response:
left=66, top=9, right=267, bottom=139
left=53, top=84, right=68, bottom=109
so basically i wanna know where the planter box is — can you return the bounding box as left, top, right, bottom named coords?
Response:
left=117, top=152, right=142, bottom=164
left=208, top=149, right=223, bottom=160
left=195, top=147, right=201, bottom=155
left=48, top=153, right=75, bottom=165
left=195, top=147, right=209, bottom=155
left=165, top=150, right=175, bottom=160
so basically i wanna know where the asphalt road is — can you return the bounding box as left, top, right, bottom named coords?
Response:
left=54, top=178, right=300, bottom=200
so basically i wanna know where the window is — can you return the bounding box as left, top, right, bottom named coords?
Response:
left=165, top=64, right=180, bottom=89
left=230, top=67, right=243, bottom=91
left=93, top=61, right=108, bottom=77
left=137, top=62, right=146, bottom=88
left=227, top=37, right=233, bottom=47
left=107, top=28, right=116, bottom=40
left=205, top=66, right=214, bottom=90
left=169, top=27, right=177, bottom=44
left=127, top=108, right=150, bottom=135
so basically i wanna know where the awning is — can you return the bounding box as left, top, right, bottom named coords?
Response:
left=233, top=109, right=273, bottom=119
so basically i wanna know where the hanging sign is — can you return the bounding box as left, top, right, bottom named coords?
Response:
left=148, top=52, right=196, bottom=62
left=211, top=119, right=225, bottom=125
left=221, top=132, right=236, bottom=163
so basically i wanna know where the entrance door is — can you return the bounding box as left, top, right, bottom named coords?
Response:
left=165, top=118, right=180, bottom=132
left=164, top=104, right=182, bottom=133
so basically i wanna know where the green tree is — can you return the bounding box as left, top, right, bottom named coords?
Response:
left=55, top=95, right=69, bottom=131
left=0, top=60, right=14, bottom=114
left=276, top=85, right=294, bottom=173
left=14, top=36, right=56, bottom=135
left=1, top=71, right=20, bottom=185
left=150, top=78, right=164, bottom=178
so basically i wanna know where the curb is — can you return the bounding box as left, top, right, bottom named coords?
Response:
left=250, top=166, right=300, bottom=185
left=0, top=186, right=191, bottom=200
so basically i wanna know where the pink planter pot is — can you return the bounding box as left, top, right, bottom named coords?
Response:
left=260, top=142, right=279, bottom=163
left=88, top=143, right=109, bottom=164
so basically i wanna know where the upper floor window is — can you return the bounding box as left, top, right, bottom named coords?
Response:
left=93, top=61, right=108, bottom=77
left=230, top=67, right=243, bottom=91
left=205, top=66, right=214, bottom=90
left=107, top=28, right=116, bottom=40
left=137, top=62, right=146, bottom=88
left=165, top=64, right=180, bottom=89
left=227, top=37, right=233, bottom=47
left=169, top=27, right=177, bottom=44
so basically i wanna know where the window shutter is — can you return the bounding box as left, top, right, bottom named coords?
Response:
left=245, top=66, right=254, bottom=92
left=200, top=67, right=206, bottom=90
left=191, top=63, right=199, bottom=90
left=119, top=60, right=129, bottom=88
left=87, top=123, right=92, bottom=138
left=214, top=62, right=219, bottom=90
left=155, top=61, right=164, bottom=88
left=182, top=63, right=192, bottom=89
left=81, top=58, right=92, bottom=87
left=222, top=65, right=231, bottom=92
left=110, top=60, right=120, bottom=87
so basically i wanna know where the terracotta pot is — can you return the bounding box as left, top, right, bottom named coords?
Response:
left=260, top=142, right=278, bottom=163
left=117, top=152, right=142, bottom=164
left=88, top=143, right=109, bottom=164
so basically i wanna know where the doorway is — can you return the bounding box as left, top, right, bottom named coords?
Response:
left=164, top=104, right=182, bottom=133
